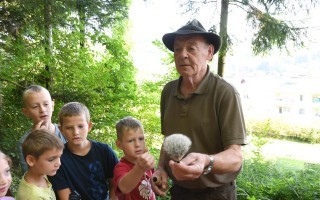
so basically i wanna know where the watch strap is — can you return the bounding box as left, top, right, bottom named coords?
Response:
left=203, top=155, right=214, bottom=175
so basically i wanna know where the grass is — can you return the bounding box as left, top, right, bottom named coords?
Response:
left=237, top=136, right=320, bottom=200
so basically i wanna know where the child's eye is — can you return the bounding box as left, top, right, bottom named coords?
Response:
left=5, top=169, right=11, bottom=175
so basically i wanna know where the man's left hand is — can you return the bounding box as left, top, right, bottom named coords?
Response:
left=169, top=152, right=207, bottom=180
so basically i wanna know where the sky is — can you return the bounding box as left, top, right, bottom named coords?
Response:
left=128, top=0, right=320, bottom=79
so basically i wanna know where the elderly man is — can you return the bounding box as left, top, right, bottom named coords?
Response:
left=152, top=19, right=247, bottom=200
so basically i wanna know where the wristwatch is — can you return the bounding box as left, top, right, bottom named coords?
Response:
left=203, top=155, right=214, bottom=175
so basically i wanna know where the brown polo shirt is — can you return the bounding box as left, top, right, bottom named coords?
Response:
left=160, top=67, right=247, bottom=188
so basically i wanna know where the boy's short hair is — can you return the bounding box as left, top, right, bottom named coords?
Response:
left=22, top=129, right=64, bottom=160
left=59, top=102, right=90, bottom=125
left=115, top=116, right=144, bottom=140
left=0, top=150, right=12, bottom=167
left=22, top=85, right=51, bottom=105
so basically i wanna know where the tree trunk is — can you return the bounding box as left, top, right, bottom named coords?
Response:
left=218, top=0, right=229, bottom=77
left=77, top=0, right=86, bottom=48
left=44, top=0, right=53, bottom=89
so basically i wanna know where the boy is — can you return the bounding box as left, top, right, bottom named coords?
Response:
left=113, top=116, right=156, bottom=200
left=48, top=102, right=119, bottom=200
left=18, top=85, right=67, bottom=172
left=16, top=129, right=64, bottom=200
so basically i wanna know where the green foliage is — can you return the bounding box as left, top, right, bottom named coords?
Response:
left=246, top=118, right=320, bottom=143
left=249, top=11, right=306, bottom=55
left=178, top=0, right=319, bottom=76
left=0, top=0, right=134, bottom=185
left=237, top=140, right=320, bottom=199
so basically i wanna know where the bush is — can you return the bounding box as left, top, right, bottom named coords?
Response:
left=237, top=136, right=320, bottom=200
left=246, top=118, right=320, bottom=143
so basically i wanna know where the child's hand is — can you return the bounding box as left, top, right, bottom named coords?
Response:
left=151, top=168, right=169, bottom=196
left=136, top=149, right=155, bottom=171
left=33, top=120, right=50, bottom=131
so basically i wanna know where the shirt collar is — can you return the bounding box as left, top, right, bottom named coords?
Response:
left=175, top=66, right=211, bottom=98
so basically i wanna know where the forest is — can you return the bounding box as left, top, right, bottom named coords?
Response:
left=1, top=0, right=319, bottom=199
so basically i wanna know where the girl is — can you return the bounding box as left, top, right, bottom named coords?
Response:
left=0, top=150, right=14, bottom=200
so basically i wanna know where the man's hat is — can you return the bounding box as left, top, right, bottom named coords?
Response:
left=162, top=19, right=221, bottom=55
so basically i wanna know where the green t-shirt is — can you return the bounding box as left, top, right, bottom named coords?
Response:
left=16, top=175, right=56, bottom=200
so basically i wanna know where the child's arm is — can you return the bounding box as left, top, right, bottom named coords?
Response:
left=108, top=179, right=117, bottom=200
left=56, top=188, right=72, bottom=200
left=118, top=151, right=154, bottom=194
left=17, top=135, right=28, bottom=172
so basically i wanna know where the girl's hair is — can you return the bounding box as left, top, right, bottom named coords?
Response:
left=0, top=150, right=12, bottom=167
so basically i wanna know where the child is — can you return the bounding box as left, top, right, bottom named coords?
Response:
left=113, top=116, right=156, bottom=200
left=0, top=151, right=14, bottom=200
left=17, top=85, right=67, bottom=172
left=48, top=102, right=119, bottom=200
left=16, top=129, right=64, bottom=200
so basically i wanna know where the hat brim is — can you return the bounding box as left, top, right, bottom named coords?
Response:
left=162, top=31, right=221, bottom=55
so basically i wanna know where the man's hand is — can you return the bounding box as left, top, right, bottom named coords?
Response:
left=151, top=167, right=169, bottom=196
left=169, top=152, right=208, bottom=180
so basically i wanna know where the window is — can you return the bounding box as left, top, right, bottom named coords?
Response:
left=312, top=93, right=320, bottom=103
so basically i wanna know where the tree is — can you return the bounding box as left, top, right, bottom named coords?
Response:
left=0, top=0, right=134, bottom=159
left=179, top=0, right=318, bottom=77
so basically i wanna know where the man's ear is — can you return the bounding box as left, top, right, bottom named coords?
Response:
left=207, top=45, right=214, bottom=61
left=25, top=155, right=36, bottom=167
left=116, top=140, right=123, bottom=150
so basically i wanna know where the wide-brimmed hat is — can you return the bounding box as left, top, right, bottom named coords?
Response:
left=162, top=19, right=221, bottom=55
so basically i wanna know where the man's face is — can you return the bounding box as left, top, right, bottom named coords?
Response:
left=173, top=34, right=214, bottom=78
left=22, top=91, right=54, bottom=125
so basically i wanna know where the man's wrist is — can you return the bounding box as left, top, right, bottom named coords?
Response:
left=203, top=155, right=214, bottom=175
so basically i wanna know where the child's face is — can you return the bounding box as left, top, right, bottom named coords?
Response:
left=0, top=157, right=12, bottom=197
left=22, top=91, right=54, bottom=125
left=116, top=128, right=146, bottom=163
left=59, top=114, right=92, bottom=147
left=28, top=148, right=63, bottom=177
